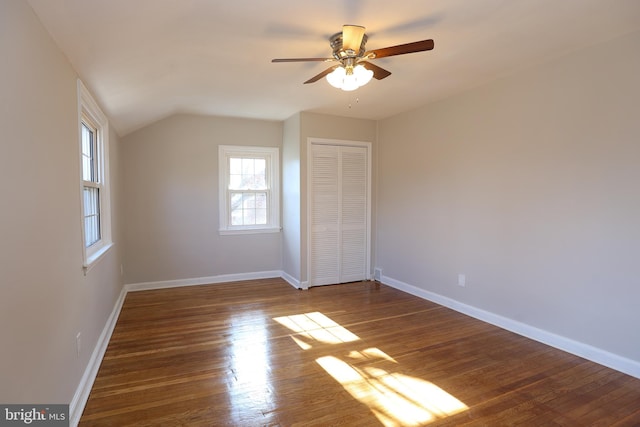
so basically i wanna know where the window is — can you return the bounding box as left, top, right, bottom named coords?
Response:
left=81, top=119, right=101, bottom=246
left=219, top=145, right=280, bottom=234
left=78, top=80, right=112, bottom=268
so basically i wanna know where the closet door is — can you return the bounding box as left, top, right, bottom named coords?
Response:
left=309, top=143, right=369, bottom=286
left=310, top=145, right=340, bottom=285
left=340, top=146, right=368, bottom=283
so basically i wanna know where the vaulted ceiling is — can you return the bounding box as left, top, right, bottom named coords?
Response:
left=27, top=0, right=640, bottom=136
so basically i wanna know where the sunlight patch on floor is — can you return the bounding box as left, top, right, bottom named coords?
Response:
left=274, top=312, right=467, bottom=425
left=317, top=355, right=468, bottom=426
left=348, top=347, right=398, bottom=363
left=290, top=335, right=313, bottom=350
left=273, top=312, right=359, bottom=348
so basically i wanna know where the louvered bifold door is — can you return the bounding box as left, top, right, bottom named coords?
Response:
left=340, top=146, right=368, bottom=282
left=310, top=144, right=368, bottom=286
left=310, top=145, right=340, bottom=285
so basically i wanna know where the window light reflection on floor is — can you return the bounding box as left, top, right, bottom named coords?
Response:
left=316, top=355, right=468, bottom=426
left=273, top=312, right=467, bottom=425
left=228, top=311, right=275, bottom=422
left=273, top=312, right=359, bottom=348
left=348, top=347, right=398, bottom=363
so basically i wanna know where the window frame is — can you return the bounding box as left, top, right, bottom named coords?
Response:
left=218, top=145, right=280, bottom=235
left=78, top=79, right=112, bottom=269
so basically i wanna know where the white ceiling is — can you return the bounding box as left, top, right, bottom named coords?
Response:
left=27, top=0, right=640, bottom=136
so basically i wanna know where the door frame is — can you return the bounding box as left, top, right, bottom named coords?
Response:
left=306, top=137, right=372, bottom=287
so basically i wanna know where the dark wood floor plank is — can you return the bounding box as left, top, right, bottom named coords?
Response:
left=80, top=279, right=640, bottom=426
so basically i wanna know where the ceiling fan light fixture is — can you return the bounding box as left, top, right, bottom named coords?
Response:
left=326, top=64, right=374, bottom=91
left=272, top=24, right=434, bottom=88
left=353, top=64, right=373, bottom=86
left=326, top=66, right=346, bottom=89
left=342, top=72, right=359, bottom=91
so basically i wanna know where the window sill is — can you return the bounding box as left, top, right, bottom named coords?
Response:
left=83, top=242, right=114, bottom=273
left=219, top=227, right=281, bottom=236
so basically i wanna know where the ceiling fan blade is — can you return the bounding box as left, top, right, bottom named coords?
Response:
left=360, top=61, right=391, bottom=80
left=366, top=39, right=434, bottom=59
left=342, top=24, right=366, bottom=52
left=272, top=58, right=333, bottom=63
left=304, top=66, right=339, bottom=84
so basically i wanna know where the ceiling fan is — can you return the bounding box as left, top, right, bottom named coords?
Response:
left=272, top=24, right=434, bottom=91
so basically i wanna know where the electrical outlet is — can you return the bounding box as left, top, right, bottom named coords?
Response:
left=458, top=274, right=466, bottom=287
left=374, top=268, right=382, bottom=281
left=76, top=332, right=82, bottom=357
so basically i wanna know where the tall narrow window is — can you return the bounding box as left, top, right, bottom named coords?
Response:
left=82, top=119, right=101, bottom=247
left=78, top=80, right=112, bottom=268
left=219, top=146, right=280, bottom=234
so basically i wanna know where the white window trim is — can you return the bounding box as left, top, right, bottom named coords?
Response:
left=218, top=145, right=281, bottom=235
left=78, top=79, right=113, bottom=269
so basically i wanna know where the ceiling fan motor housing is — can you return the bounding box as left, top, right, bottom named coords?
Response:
left=330, top=31, right=368, bottom=61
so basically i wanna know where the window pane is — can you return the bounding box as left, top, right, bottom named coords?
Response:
left=231, top=208, right=243, bottom=226
left=242, top=194, right=255, bottom=224
left=83, top=186, right=101, bottom=247
left=241, top=159, right=254, bottom=189
left=255, top=208, right=267, bottom=225
left=229, top=156, right=268, bottom=191
left=240, top=173, right=253, bottom=189
left=230, top=157, right=242, bottom=175
left=242, top=158, right=254, bottom=176
left=256, top=193, right=267, bottom=209
left=254, top=158, right=266, bottom=188
left=229, top=174, right=242, bottom=189
left=255, top=158, right=266, bottom=175
left=82, top=156, right=92, bottom=182
left=231, top=193, right=242, bottom=210
left=81, top=123, right=95, bottom=182
left=243, top=207, right=256, bottom=225
left=255, top=172, right=266, bottom=189
left=242, top=193, right=255, bottom=209
left=256, top=192, right=267, bottom=224
left=230, top=192, right=243, bottom=225
left=228, top=191, right=270, bottom=226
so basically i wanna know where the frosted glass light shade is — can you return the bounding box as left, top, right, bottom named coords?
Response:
left=353, top=64, right=373, bottom=86
left=342, top=73, right=359, bottom=91
left=326, top=64, right=374, bottom=91
left=326, top=66, right=346, bottom=88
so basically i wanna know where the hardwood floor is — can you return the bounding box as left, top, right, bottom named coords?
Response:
left=80, top=278, right=640, bottom=426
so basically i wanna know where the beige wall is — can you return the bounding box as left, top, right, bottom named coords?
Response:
left=0, top=0, right=124, bottom=403
left=121, top=114, right=283, bottom=284
left=376, top=30, right=640, bottom=362
left=282, top=113, right=302, bottom=283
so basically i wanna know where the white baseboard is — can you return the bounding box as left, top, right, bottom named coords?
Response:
left=125, top=270, right=283, bottom=292
left=381, top=274, right=640, bottom=380
left=281, top=271, right=302, bottom=289
left=279, top=272, right=310, bottom=290
left=69, top=286, right=127, bottom=427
